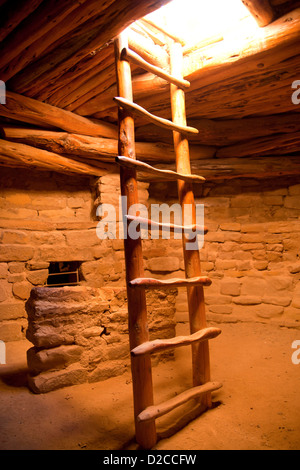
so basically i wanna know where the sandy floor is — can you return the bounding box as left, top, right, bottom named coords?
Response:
left=0, top=321, right=299, bottom=450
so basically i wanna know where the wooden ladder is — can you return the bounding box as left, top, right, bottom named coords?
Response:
left=114, top=30, right=222, bottom=449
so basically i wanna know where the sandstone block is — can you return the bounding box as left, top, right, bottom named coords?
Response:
left=220, top=279, right=241, bottom=296
left=26, top=324, right=74, bottom=348
left=204, top=232, right=225, bottom=243
left=147, top=257, right=180, bottom=272
left=233, top=296, right=262, bottom=305
left=82, top=326, right=104, bottom=338
left=201, top=262, right=214, bottom=272
left=0, top=280, right=11, bottom=302
left=28, top=363, right=88, bottom=393
left=241, top=277, right=266, bottom=296
left=0, top=208, right=37, bottom=219
left=2, top=230, right=29, bottom=244
left=236, top=260, right=253, bottom=271
left=240, top=233, right=265, bottom=243
left=215, top=260, right=237, bottom=270
left=6, top=193, right=31, bottom=206
left=289, top=184, right=300, bottom=195
left=266, top=244, right=283, bottom=252
left=205, top=294, right=232, bottom=305
left=26, top=269, right=49, bottom=286
left=0, top=301, right=25, bottom=320
left=266, top=276, right=293, bottom=292
left=13, top=280, right=32, bottom=300
left=289, top=262, right=300, bottom=274
left=30, top=231, right=65, bottom=245
left=107, top=342, right=129, bottom=361
left=27, top=345, right=83, bottom=375
left=241, top=224, right=263, bottom=233
left=25, top=286, right=110, bottom=347
left=0, top=321, right=24, bottom=341
left=253, top=261, right=268, bottom=271
left=220, top=223, right=241, bottom=231
left=284, top=196, right=300, bottom=210
left=255, top=304, right=284, bottom=319
left=8, top=262, right=25, bottom=273
left=231, top=195, right=261, bottom=208
left=0, top=263, right=8, bottom=278
left=0, top=245, right=34, bottom=262
left=65, top=230, right=99, bottom=248
left=262, top=196, right=283, bottom=206
left=67, top=197, right=86, bottom=209
left=37, top=245, right=93, bottom=262
left=291, top=295, right=300, bottom=309
left=208, top=305, right=232, bottom=314
left=88, top=360, right=128, bottom=383
left=26, top=262, right=50, bottom=270
left=263, top=296, right=291, bottom=307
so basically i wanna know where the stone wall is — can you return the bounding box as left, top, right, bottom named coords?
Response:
left=148, top=176, right=300, bottom=328
left=0, top=168, right=149, bottom=342
left=0, top=167, right=177, bottom=392
left=1, top=166, right=300, bottom=392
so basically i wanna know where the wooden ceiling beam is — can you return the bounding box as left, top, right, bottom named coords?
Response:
left=0, top=0, right=43, bottom=43
left=1, top=127, right=216, bottom=163
left=0, top=0, right=114, bottom=83
left=0, top=91, right=118, bottom=139
left=134, top=113, right=300, bottom=147
left=216, top=131, right=300, bottom=158
left=74, top=73, right=168, bottom=117
left=0, top=0, right=86, bottom=81
left=0, top=138, right=107, bottom=177
left=82, top=9, right=300, bottom=121
left=184, top=8, right=300, bottom=82
left=138, top=156, right=300, bottom=181
left=45, top=47, right=115, bottom=109
left=240, top=0, right=275, bottom=27
left=8, top=0, right=172, bottom=98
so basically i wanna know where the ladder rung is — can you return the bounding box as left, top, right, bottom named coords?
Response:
left=125, top=215, right=208, bottom=235
left=115, top=156, right=205, bottom=183
left=121, top=47, right=190, bottom=89
left=129, top=276, right=212, bottom=289
left=137, top=381, right=223, bottom=422
left=114, top=97, right=199, bottom=136
left=131, top=327, right=221, bottom=356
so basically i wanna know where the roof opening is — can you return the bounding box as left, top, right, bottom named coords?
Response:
left=144, top=0, right=259, bottom=50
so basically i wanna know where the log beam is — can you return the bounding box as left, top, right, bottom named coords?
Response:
left=139, top=156, right=300, bottom=181
left=0, top=0, right=43, bottom=43
left=0, top=139, right=105, bottom=176
left=1, top=127, right=215, bottom=162
left=240, top=0, right=275, bottom=27
left=0, top=0, right=83, bottom=81
left=76, top=72, right=169, bottom=117
left=184, top=9, right=300, bottom=81
left=135, top=113, right=300, bottom=147
left=216, top=131, right=300, bottom=158
left=8, top=0, right=173, bottom=97
left=0, top=92, right=118, bottom=139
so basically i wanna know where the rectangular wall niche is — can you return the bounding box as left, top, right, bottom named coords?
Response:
left=46, top=261, right=82, bottom=288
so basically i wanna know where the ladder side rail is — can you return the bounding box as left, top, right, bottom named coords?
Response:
left=169, top=41, right=212, bottom=409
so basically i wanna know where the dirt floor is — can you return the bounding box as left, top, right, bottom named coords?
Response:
left=0, top=321, right=299, bottom=451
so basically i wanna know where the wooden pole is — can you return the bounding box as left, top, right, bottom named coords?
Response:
left=170, top=42, right=211, bottom=409
left=241, top=0, right=275, bottom=27
left=114, top=32, right=157, bottom=450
